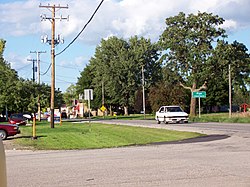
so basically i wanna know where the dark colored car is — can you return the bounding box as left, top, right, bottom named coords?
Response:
left=8, top=113, right=26, bottom=126
left=0, top=124, right=20, bottom=140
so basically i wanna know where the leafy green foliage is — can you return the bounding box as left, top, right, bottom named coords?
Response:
left=77, top=36, right=161, bottom=114
left=148, top=67, right=188, bottom=112
left=159, top=12, right=226, bottom=116
left=206, top=40, right=250, bottom=109
left=63, top=84, right=78, bottom=107
left=0, top=39, right=63, bottom=114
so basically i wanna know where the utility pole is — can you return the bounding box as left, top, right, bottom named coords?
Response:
left=30, top=51, right=46, bottom=84
left=27, top=59, right=37, bottom=82
left=40, top=4, right=68, bottom=128
left=30, top=51, right=46, bottom=121
left=102, top=80, right=104, bottom=106
left=229, top=64, right=232, bottom=118
left=142, top=65, right=146, bottom=119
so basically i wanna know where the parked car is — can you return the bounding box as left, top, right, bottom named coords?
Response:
left=155, top=105, right=189, bottom=124
left=0, top=124, right=20, bottom=140
left=22, top=112, right=33, bottom=120
left=8, top=113, right=26, bottom=126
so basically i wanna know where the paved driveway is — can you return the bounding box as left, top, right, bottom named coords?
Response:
left=5, top=121, right=250, bottom=187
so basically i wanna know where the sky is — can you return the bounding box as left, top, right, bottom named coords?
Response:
left=1, top=0, right=250, bottom=93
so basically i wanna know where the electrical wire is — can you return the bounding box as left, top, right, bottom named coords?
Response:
left=40, top=60, right=80, bottom=70
left=55, top=0, right=105, bottom=57
left=16, top=63, right=32, bottom=71
left=41, top=63, right=52, bottom=75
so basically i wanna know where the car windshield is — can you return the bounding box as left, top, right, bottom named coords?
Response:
left=11, top=114, right=23, bottom=119
left=166, top=107, right=183, bottom=112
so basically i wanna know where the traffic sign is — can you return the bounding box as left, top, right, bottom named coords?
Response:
left=100, top=105, right=106, bottom=112
left=192, top=91, right=206, bottom=98
left=84, top=89, right=93, bottom=100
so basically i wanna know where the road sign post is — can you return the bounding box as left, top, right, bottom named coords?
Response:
left=192, top=91, right=206, bottom=118
left=84, top=89, right=93, bottom=122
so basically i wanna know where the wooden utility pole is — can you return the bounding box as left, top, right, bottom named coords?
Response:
left=142, top=65, right=146, bottom=119
left=30, top=51, right=46, bottom=121
left=229, top=64, right=232, bottom=118
left=39, top=4, right=68, bottom=128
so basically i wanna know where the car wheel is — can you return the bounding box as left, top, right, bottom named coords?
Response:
left=156, top=117, right=161, bottom=124
left=0, top=130, right=7, bottom=140
left=164, top=117, right=168, bottom=124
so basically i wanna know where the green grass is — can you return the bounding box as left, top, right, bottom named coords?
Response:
left=190, top=112, right=250, bottom=123
left=14, top=121, right=203, bottom=150
left=98, top=112, right=250, bottom=123
left=93, top=114, right=155, bottom=120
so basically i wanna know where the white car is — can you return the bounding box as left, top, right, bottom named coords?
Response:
left=155, top=105, right=189, bottom=124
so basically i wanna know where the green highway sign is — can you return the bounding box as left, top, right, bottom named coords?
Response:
left=192, top=91, right=206, bottom=98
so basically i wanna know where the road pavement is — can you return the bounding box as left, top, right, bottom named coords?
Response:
left=5, top=120, right=250, bottom=187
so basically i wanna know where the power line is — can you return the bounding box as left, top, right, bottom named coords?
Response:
left=56, top=74, right=78, bottom=80
left=16, top=63, right=32, bottom=71
left=41, top=60, right=83, bottom=70
left=56, top=78, right=76, bottom=84
left=41, top=63, right=51, bottom=76
left=55, top=0, right=104, bottom=56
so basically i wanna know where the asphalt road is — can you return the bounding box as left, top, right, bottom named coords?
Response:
left=5, top=120, right=250, bottom=187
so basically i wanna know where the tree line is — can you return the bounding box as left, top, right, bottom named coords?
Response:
left=1, top=11, right=250, bottom=117
left=75, top=12, right=250, bottom=116
left=0, top=39, right=63, bottom=118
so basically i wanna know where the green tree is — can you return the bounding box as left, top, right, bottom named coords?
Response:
left=148, top=67, right=188, bottom=112
left=63, top=84, right=78, bottom=107
left=206, top=40, right=250, bottom=110
left=82, top=36, right=161, bottom=115
left=159, top=12, right=226, bottom=116
left=0, top=39, right=19, bottom=113
left=0, top=39, right=63, bottom=116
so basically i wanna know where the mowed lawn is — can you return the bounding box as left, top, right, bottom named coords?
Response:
left=14, top=122, right=204, bottom=150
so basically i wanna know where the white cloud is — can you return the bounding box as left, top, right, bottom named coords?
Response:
left=1, top=0, right=250, bottom=46
left=222, top=19, right=238, bottom=30
left=7, top=52, right=31, bottom=73
left=58, top=55, right=89, bottom=69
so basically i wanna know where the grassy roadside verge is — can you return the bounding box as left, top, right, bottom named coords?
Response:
left=94, top=112, right=250, bottom=123
left=190, top=112, right=250, bottom=123
left=14, top=122, right=204, bottom=150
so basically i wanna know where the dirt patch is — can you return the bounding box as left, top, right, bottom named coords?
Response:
left=2, top=135, right=30, bottom=150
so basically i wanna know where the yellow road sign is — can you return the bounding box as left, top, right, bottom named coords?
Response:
left=100, top=106, right=106, bottom=112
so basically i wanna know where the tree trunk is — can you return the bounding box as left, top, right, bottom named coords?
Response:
left=180, top=80, right=206, bottom=117
left=124, top=106, right=129, bottom=116
left=190, top=82, right=197, bottom=116
left=109, top=105, right=113, bottom=116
